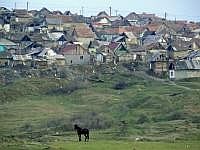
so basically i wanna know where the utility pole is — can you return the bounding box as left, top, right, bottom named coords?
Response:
left=26, top=1, right=29, bottom=12
left=109, top=6, right=112, bottom=16
left=14, top=2, right=16, bottom=10
left=81, top=6, right=84, bottom=16
left=115, top=10, right=118, bottom=16
left=164, top=12, right=167, bottom=21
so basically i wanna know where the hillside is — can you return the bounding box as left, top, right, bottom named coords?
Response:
left=0, top=64, right=200, bottom=149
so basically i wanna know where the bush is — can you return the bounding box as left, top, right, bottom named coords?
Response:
left=47, top=80, right=88, bottom=95
left=46, top=118, right=72, bottom=132
left=166, top=111, right=185, bottom=121
left=70, top=111, right=113, bottom=129
left=113, top=81, right=128, bottom=90
left=190, top=116, right=200, bottom=123
left=136, top=114, right=150, bottom=124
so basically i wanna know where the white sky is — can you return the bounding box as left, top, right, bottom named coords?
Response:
left=1, top=0, right=200, bottom=21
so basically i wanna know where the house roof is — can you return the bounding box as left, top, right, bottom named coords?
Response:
left=64, top=11, right=73, bottom=16
left=0, top=7, right=10, bottom=13
left=8, top=33, right=29, bottom=43
left=0, top=38, right=17, bottom=46
left=108, top=42, right=128, bottom=54
left=12, top=54, right=32, bottom=61
left=72, top=26, right=95, bottom=38
left=112, top=36, right=126, bottom=43
left=60, top=43, right=87, bottom=54
left=176, top=59, right=200, bottom=70
left=96, top=27, right=120, bottom=35
left=52, top=10, right=63, bottom=15
left=128, top=45, right=146, bottom=53
left=13, top=9, right=28, bottom=15
left=39, top=7, right=52, bottom=16
left=184, top=50, right=200, bottom=59
left=57, top=35, right=67, bottom=42
left=48, top=32, right=65, bottom=41
left=192, top=28, right=200, bottom=33
left=97, top=11, right=109, bottom=17
left=46, top=15, right=72, bottom=25
left=146, top=42, right=166, bottom=50
left=108, top=42, right=121, bottom=51
left=111, top=18, right=131, bottom=27
left=172, top=39, right=192, bottom=51
left=142, top=34, right=164, bottom=46
left=191, top=38, right=200, bottom=48
left=21, top=35, right=31, bottom=42
left=29, top=33, right=50, bottom=42
left=38, top=48, right=57, bottom=57
left=125, top=12, right=141, bottom=21
left=146, top=23, right=162, bottom=32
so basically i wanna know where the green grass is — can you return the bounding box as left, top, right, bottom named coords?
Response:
left=1, top=140, right=200, bottom=150
left=0, top=68, right=200, bottom=149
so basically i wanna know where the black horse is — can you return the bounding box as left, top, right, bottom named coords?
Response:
left=74, top=124, right=89, bottom=142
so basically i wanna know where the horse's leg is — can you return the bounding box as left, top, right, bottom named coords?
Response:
left=78, top=134, right=81, bottom=141
left=87, top=133, right=89, bottom=142
left=84, top=133, right=89, bottom=142
left=84, top=134, right=86, bottom=142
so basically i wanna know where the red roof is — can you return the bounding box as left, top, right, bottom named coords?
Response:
left=60, top=43, right=87, bottom=55
left=73, top=26, right=95, bottom=38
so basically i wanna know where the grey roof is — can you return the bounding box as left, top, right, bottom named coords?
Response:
left=12, top=54, right=32, bottom=61
left=185, top=50, right=200, bottom=59
left=142, top=34, right=163, bottom=46
left=46, top=18, right=61, bottom=25
left=0, top=38, right=17, bottom=46
left=176, top=59, right=200, bottom=70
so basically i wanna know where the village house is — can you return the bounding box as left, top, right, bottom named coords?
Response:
left=97, top=42, right=129, bottom=64
left=58, top=43, right=90, bottom=65
left=71, top=25, right=96, bottom=47
left=148, top=52, right=168, bottom=75
left=46, top=14, right=73, bottom=31
left=36, top=48, right=65, bottom=66
left=91, top=11, right=111, bottom=28
left=174, top=50, right=200, bottom=79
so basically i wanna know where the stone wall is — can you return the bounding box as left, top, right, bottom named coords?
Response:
left=175, top=70, right=200, bottom=80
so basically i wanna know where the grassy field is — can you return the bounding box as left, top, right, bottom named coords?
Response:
left=1, top=140, right=200, bottom=150
left=0, top=66, right=200, bottom=149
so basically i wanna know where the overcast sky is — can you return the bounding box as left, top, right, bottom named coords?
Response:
left=1, top=0, right=200, bottom=21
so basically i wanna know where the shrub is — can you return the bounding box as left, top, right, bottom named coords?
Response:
left=136, top=114, right=150, bottom=124
left=47, top=80, right=88, bottom=95
left=190, top=116, right=200, bottom=123
left=113, top=81, right=128, bottom=90
left=166, top=111, right=185, bottom=121
left=70, top=111, right=113, bottom=129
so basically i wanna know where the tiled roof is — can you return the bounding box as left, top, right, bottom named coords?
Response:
left=73, top=26, right=95, bottom=38
left=146, top=23, right=162, bottom=32
left=59, top=43, right=87, bottom=54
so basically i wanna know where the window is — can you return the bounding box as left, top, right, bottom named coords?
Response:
left=71, top=60, right=73, bottom=64
left=80, top=56, right=83, bottom=60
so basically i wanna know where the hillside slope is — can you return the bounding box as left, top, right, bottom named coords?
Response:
left=0, top=65, right=200, bottom=143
